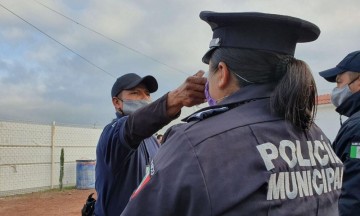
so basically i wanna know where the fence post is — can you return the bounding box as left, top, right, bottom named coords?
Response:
left=51, top=121, right=56, bottom=189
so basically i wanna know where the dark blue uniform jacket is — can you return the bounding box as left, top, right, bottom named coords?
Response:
left=121, top=84, right=343, bottom=216
left=333, top=91, right=360, bottom=216
left=95, top=94, right=174, bottom=216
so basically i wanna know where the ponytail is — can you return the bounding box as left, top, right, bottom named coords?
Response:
left=209, top=48, right=318, bottom=130
left=270, top=58, right=317, bottom=130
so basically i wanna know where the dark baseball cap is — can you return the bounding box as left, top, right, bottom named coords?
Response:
left=319, top=50, right=360, bottom=82
left=111, top=73, right=158, bottom=97
left=200, top=11, right=320, bottom=64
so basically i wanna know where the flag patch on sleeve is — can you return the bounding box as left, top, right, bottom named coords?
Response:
left=350, top=142, right=360, bottom=159
left=130, top=165, right=151, bottom=200
left=130, top=160, right=156, bottom=200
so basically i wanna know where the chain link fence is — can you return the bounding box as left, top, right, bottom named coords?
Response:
left=0, top=120, right=103, bottom=197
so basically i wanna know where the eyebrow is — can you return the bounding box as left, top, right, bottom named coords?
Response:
left=129, top=87, right=150, bottom=93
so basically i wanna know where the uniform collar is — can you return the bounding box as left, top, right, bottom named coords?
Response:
left=218, top=83, right=275, bottom=105
left=183, top=84, right=275, bottom=122
left=115, top=112, right=125, bottom=119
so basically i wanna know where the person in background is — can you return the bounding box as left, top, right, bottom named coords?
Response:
left=156, top=134, right=163, bottom=144
left=95, top=72, right=206, bottom=215
left=121, top=11, right=343, bottom=216
left=319, top=50, right=360, bottom=216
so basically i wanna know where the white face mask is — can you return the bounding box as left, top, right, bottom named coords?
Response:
left=331, top=85, right=353, bottom=107
left=119, top=99, right=150, bottom=115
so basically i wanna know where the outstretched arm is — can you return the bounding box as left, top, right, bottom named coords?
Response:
left=124, top=70, right=206, bottom=148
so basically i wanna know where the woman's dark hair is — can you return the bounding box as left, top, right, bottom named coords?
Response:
left=209, top=48, right=317, bottom=130
left=271, top=58, right=317, bottom=130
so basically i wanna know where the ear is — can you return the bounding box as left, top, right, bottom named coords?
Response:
left=217, top=62, right=231, bottom=89
left=112, top=97, right=123, bottom=110
left=353, top=76, right=360, bottom=93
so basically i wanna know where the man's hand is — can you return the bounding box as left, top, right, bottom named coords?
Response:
left=166, top=70, right=206, bottom=117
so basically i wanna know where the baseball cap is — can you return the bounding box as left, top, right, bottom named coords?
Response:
left=111, top=73, right=158, bottom=97
left=319, top=50, right=360, bottom=82
left=200, top=11, right=321, bottom=64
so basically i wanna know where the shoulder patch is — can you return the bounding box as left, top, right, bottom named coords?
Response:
left=130, top=174, right=150, bottom=200
left=150, top=159, right=155, bottom=176
left=130, top=160, right=156, bottom=200
left=130, top=164, right=152, bottom=200
left=350, top=142, right=360, bottom=159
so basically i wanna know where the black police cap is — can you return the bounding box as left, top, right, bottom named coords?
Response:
left=200, top=11, right=321, bottom=64
left=111, top=73, right=158, bottom=97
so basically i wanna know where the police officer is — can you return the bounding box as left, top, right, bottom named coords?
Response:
left=319, top=51, right=360, bottom=216
left=121, top=12, right=343, bottom=216
left=95, top=72, right=206, bottom=215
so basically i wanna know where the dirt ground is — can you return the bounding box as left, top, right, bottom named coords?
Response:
left=0, top=188, right=96, bottom=216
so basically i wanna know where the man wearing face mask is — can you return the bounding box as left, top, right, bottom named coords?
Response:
left=319, top=50, right=360, bottom=216
left=94, top=72, right=206, bottom=216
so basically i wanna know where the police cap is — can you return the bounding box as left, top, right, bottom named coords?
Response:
left=200, top=11, right=321, bottom=64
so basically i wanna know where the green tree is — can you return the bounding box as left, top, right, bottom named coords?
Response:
left=59, top=148, right=64, bottom=190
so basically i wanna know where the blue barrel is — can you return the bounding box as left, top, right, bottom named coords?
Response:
left=76, top=159, right=96, bottom=189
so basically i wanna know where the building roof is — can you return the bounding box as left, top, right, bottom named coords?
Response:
left=317, top=94, right=331, bottom=105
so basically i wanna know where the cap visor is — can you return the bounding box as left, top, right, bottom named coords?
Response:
left=202, top=47, right=217, bottom=64
left=125, top=75, right=158, bottom=93
left=319, top=67, right=345, bottom=82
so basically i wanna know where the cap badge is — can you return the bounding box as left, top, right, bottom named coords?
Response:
left=209, top=38, right=221, bottom=48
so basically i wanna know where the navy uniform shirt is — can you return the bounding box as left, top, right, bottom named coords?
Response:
left=95, top=94, right=174, bottom=216
left=332, top=92, right=360, bottom=216
left=121, top=84, right=343, bottom=216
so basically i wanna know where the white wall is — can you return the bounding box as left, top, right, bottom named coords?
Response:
left=0, top=121, right=102, bottom=196
left=315, top=104, right=343, bottom=142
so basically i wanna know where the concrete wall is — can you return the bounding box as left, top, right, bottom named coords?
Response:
left=0, top=121, right=102, bottom=196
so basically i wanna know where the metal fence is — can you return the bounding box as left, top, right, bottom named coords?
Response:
left=0, top=120, right=103, bottom=197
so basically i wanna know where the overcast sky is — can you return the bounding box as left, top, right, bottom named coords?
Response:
left=0, top=0, right=359, bottom=128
